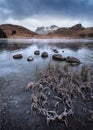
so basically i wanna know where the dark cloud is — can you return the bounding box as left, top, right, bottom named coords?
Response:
left=0, top=0, right=93, bottom=20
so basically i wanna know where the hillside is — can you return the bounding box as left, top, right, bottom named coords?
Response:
left=47, top=24, right=93, bottom=38
left=0, top=24, right=39, bottom=38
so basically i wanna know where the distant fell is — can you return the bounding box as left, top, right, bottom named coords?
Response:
left=35, top=25, right=59, bottom=34
left=1, top=23, right=93, bottom=39
left=47, top=23, right=93, bottom=38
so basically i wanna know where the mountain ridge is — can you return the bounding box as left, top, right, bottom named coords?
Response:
left=47, top=24, right=93, bottom=38
left=35, top=25, right=59, bottom=34
left=0, top=23, right=93, bottom=38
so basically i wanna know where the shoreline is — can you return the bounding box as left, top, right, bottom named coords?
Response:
left=0, top=37, right=93, bottom=44
left=0, top=36, right=93, bottom=39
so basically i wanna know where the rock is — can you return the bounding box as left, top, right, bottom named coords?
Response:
left=53, top=49, right=58, bottom=53
left=27, top=56, right=34, bottom=61
left=13, top=54, right=23, bottom=59
left=66, top=56, right=81, bottom=64
left=81, top=65, right=88, bottom=81
left=71, top=24, right=85, bottom=30
left=41, top=52, right=48, bottom=58
left=84, top=43, right=89, bottom=46
left=52, top=54, right=64, bottom=61
left=34, top=50, right=40, bottom=55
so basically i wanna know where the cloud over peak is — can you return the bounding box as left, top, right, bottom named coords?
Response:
left=0, top=0, right=93, bottom=30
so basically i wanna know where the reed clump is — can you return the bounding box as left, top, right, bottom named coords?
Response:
left=26, top=63, right=93, bottom=126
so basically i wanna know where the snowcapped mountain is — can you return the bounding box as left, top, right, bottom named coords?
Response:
left=35, top=25, right=59, bottom=34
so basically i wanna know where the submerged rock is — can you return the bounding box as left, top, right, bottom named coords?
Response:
left=53, top=49, right=59, bottom=53
left=13, top=54, right=23, bottom=59
left=62, top=50, right=64, bottom=53
left=52, top=54, right=64, bottom=61
left=34, top=50, right=40, bottom=55
left=27, top=56, right=34, bottom=61
left=66, top=56, right=81, bottom=64
left=41, top=52, right=48, bottom=58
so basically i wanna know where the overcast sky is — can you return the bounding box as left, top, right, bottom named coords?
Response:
left=0, top=0, right=93, bottom=31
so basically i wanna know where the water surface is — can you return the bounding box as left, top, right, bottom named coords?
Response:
left=0, top=39, right=93, bottom=130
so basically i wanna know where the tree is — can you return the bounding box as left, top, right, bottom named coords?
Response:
left=11, top=30, right=16, bottom=35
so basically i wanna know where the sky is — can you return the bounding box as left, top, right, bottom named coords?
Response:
left=0, top=0, right=93, bottom=31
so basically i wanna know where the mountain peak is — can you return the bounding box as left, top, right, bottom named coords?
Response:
left=35, top=25, right=59, bottom=34
left=71, top=23, right=85, bottom=30
left=51, top=25, right=58, bottom=28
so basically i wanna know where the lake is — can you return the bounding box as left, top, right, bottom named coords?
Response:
left=0, top=39, right=93, bottom=130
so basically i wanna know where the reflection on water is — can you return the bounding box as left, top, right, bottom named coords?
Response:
left=0, top=39, right=93, bottom=78
left=0, top=42, right=32, bottom=52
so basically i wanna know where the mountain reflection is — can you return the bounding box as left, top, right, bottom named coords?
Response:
left=0, top=43, right=31, bottom=52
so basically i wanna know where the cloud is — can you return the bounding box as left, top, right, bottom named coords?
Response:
left=1, top=0, right=93, bottom=20
left=0, top=0, right=93, bottom=30
left=3, top=16, right=92, bottom=31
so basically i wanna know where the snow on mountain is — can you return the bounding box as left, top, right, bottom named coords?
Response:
left=35, top=25, right=59, bottom=34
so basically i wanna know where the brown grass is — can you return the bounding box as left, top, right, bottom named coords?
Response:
left=26, top=63, right=93, bottom=127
